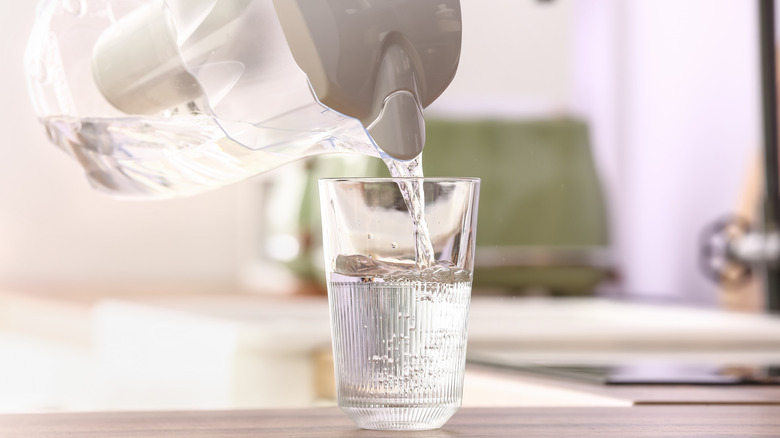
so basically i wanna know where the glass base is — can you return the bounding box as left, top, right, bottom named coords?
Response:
left=341, top=405, right=459, bottom=430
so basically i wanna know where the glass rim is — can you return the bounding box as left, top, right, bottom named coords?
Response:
left=318, top=177, right=480, bottom=183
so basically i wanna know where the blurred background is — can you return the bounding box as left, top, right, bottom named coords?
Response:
left=1, top=0, right=777, bottom=413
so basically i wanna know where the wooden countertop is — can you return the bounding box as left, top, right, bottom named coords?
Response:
left=2, top=406, right=780, bottom=437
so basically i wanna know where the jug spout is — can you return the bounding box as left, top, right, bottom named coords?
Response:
left=275, top=0, right=461, bottom=160
left=367, top=90, right=425, bottom=161
left=365, top=43, right=426, bottom=161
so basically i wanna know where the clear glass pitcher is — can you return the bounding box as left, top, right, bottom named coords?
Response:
left=25, top=0, right=377, bottom=197
left=25, top=0, right=461, bottom=198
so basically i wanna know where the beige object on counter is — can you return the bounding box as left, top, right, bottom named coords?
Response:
left=719, top=154, right=765, bottom=312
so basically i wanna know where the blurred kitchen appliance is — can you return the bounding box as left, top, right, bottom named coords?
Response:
left=276, top=118, right=611, bottom=296
left=419, top=118, right=611, bottom=294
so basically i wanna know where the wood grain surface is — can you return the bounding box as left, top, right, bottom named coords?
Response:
left=2, top=406, right=780, bottom=437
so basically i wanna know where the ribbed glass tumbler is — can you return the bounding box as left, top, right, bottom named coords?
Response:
left=318, top=178, right=480, bottom=430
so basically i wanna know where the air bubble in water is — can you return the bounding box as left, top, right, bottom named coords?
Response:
left=391, top=241, right=398, bottom=248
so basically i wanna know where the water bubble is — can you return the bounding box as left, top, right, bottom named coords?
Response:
left=391, top=241, right=398, bottom=249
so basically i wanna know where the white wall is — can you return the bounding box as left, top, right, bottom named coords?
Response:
left=430, top=0, right=574, bottom=114
left=572, top=0, right=760, bottom=304
left=448, top=0, right=572, bottom=104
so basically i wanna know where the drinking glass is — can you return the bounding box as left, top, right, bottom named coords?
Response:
left=318, top=177, right=480, bottom=430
